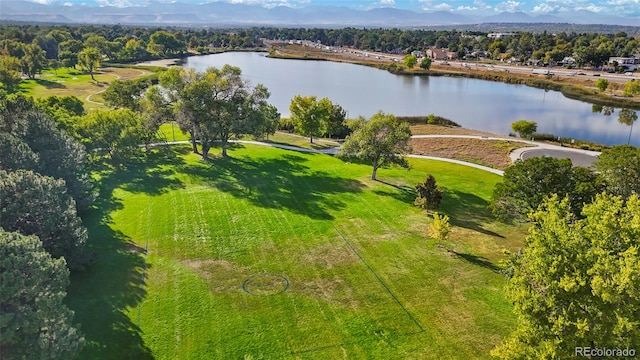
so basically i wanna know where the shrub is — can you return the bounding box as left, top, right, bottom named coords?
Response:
left=429, top=212, right=451, bottom=241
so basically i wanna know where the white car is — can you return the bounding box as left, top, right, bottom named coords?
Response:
left=624, top=72, right=633, bottom=76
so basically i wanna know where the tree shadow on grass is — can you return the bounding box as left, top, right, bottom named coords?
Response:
left=179, top=152, right=365, bottom=220
left=67, top=147, right=189, bottom=359
left=439, top=189, right=505, bottom=238
left=34, top=78, right=66, bottom=88
left=451, top=250, right=501, bottom=273
left=371, top=179, right=416, bottom=204
left=68, top=222, right=154, bottom=359
left=90, top=147, right=187, bottom=215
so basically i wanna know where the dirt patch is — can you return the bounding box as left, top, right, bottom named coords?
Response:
left=301, top=243, right=359, bottom=270
left=410, top=124, right=504, bottom=137
left=295, top=277, right=359, bottom=308
left=410, top=137, right=532, bottom=170
left=101, top=67, right=151, bottom=81
left=183, top=259, right=248, bottom=293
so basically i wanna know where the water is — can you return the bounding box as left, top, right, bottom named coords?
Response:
left=183, top=52, right=639, bottom=146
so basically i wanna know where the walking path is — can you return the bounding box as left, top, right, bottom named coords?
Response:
left=144, top=134, right=602, bottom=177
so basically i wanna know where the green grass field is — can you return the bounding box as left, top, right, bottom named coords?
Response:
left=18, top=66, right=151, bottom=109
left=67, top=144, right=525, bottom=359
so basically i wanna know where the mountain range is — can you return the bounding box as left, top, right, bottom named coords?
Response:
left=1, top=0, right=639, bottom=27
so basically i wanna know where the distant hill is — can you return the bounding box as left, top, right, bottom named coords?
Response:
left=1, top=0, right=639, bottom=28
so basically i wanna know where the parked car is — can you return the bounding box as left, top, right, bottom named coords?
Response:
left=624, top=72, right=633, bottom=76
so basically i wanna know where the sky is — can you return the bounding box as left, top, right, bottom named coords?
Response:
left=27, top=0, right=640, bottom=18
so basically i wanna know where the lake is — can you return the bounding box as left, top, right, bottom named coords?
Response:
left=183, top=52, right=639, bottom=146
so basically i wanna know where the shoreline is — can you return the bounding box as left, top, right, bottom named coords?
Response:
left=267, top=45, right=640, bottom=110
left=133, top=50, right=640, bottom=110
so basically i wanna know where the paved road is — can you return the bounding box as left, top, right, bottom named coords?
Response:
left=519, top=148, right=599, bottom=167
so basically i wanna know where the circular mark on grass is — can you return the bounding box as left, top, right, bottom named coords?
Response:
left=242, top=273, right=289, bottom=296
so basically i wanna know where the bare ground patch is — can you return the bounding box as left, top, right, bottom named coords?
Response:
left=301, top=242, right=359, bottom=270
left=410, top=137, right=532, bottom=170
left=410, top=124, right=505, bottom=137
left=183, top=259, right=249, bottom=293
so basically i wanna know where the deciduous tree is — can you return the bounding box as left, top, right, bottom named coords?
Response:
left=420, top=57, right=432, bottom=70
left=0, top=56, right=23, bottom=89
left=623, top=79, right=640, bottom=97
left=492, top=194, right=640, bottom=358
left=511, top=119, right=537, bottom=139
left=289, top=95, right=331, bottom=143
left=21, top=42, right=46, bottom=79
left=404, top=54, right=417, bottom=69
left=595, top=145, right=640, bottom=199
left=490, top=157, right=603, bottom=222
left=0, top=230, right=85, bottom=360
left=78, top=108, right=144, bottom=160
left=595, top=78, right=609, bottom=92
left=103, top=79, right=150, bottom=112
left=78, top=47, right=101, bottom=81
left=337, top=111, right=412, bottom=180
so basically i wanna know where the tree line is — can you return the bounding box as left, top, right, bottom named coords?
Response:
left=0, top=92, right=94, bottom=359
left=2, top=24, right=640, bottom=90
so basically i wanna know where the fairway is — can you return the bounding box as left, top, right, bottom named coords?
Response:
left=68, top=144, right=524, bottom=359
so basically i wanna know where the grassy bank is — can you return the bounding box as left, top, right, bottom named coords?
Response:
left=67, top=144, right=525, bottom=359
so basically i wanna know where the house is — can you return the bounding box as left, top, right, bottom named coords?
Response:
left=487, top=33, right=517, bottom=39
left=425, top=48, right=457, bottom=60
left=608, top=56, right=639, bottom=71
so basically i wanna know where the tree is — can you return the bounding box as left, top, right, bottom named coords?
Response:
left=147, top=30, right=186, bottom=57
left=78, top=108, right=144, bottom=160
left=490, top=157, right=603, bottom=222
left=78, top=47, right=101, bottom=81
left=0, top=170, right=89, bottom=269
left=0, top=133, right=39, bottom=171
left=595, top=145, right=640, bottom=200
left=337, top=111, right=412, bottom=180
left=323, top=102, right=347, bottom=139
left=511, top=120, right=537, bottom=139
left=618, top=108, right=638, bottom=145
left=289, top=95, right=332, bottom=143
left=595, top=78, right=609, bottom=92
left=429, top=212, right=451, bottom=241
left=0, top=230, right=85, bottom=360
left=0, top=95, right=94, bottom=211
left=420, top=57, right=432, bottom=70
left=404, top=54, right=417, bottom=69
left=415, top=174, right=443, bottom=210
left=492, top=194, right=640, bottom=358
left=167, top=65, right=276, bottom=159
left=0, top=56, right=23, bottom=89
left=21, top=42, right=46, bottom=79
left=103, top=79, right=150, bottom=111
left=623, top=80, right=640, bottom=97
left=57, top=51, right=78, bottom=69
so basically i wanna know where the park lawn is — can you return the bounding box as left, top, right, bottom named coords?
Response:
left=265, top=131, right=341, bottom=150
left=67, top=144, right=525, bottom=360
left=17, top=66, right=150, bottom=109
left=158, top=123, right=190, bottom=142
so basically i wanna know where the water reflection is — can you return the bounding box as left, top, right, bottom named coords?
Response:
left=183, top=52, right=639, bottom=146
